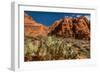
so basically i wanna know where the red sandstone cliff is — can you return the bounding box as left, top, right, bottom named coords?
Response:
left=24, top=13, right=48, bottom=37
left=49, top=16, right=90, bottom=40
left=24, top=12, right=90, bottom=40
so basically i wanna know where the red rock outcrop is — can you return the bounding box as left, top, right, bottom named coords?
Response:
left=73, top=16, right=90, bottom=40
left=24, top=12, right=90, bottom=40
left=49, top=16, right=90, bottom=40
left=49, top=17, right=74, bottom=38
left=24, top=13, right=48, bottom=37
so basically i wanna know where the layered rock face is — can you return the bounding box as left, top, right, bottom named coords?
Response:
left=49, top=16, right=90, bottom=40
left=24, top=13, right=90, bottom=40
left=24, top=13, right=48, bottom=37
left=73, top=16, right=90, bottom=40
left=49, top=17, right=73, bottom=38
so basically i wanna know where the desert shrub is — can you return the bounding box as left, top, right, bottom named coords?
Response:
left=24, top=37, right=40, bottom=61
left=24, top=36, right=90, bottom=61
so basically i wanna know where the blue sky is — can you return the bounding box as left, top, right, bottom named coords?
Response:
left=25, top=11, right=90, bottom=26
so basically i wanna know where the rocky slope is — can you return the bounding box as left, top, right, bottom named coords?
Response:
left=24, top=13, right=48, bottom=37
left=49, top=16, right=90, bottom=40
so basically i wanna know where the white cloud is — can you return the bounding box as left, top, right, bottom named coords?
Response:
left=76, top=15, right=82, bottom=17
left=24, top=12, right=29, bottom=16
left=84, top=15, right=90, bottom=20
left=64, top=16, right=69, bottom=18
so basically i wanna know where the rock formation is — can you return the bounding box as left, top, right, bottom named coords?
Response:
left=49, top=17, right=74, bottom=38
left=73, top=16, right=90, bottom=40
left=24, top=12, right=90, bottom=40
left=49, top=16, right=90, bottom=40
left=24, top=13, right=48, bottom=37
